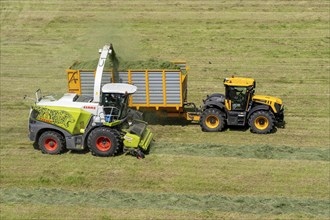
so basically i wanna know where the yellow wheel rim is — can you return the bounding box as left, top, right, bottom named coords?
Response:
left=205, top=115, right=220, bottom=129
left=254, top=116, right=269, bottom=130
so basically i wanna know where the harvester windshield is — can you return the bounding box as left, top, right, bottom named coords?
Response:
left=226, top=86, right=248, bottom=110
left=101, top=83, right=137, bottom=122
left=102, top=93, right=129, bottom=121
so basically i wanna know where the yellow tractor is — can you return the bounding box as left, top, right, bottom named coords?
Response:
left=199, top=76, right=285, bottom=134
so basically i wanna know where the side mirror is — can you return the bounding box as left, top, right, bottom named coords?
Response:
left=35, top=89, right=42, bottom=102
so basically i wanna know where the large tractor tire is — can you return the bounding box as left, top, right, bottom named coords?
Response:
left=249, top=110, right=275, bottom=134
left=38, top=131, right=66, bottom=154
left=87, top=127, right=122, bottom=157
left=200, top=108, right=225, bottom=132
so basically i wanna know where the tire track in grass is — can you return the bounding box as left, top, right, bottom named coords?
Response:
left=1, top=188, right=329, bottom=218
left=150, top=143, right=330, bottom=161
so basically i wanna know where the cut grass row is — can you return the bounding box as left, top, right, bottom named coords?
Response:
left=151, top=143, right=330, bottom=161
left=2, top=0, right=329, bottom=11
left=1, top=188, right=329, bottom=218
left=2, top=205, right=328, bottom=220
left=1, top=153, right=329, bottom=200
left=1, top=0, right=329, bottom=219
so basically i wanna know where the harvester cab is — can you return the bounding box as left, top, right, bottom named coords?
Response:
left=101, top=83, right=137, bottom=122
left=200, top=76, right=285, bottom=134
left=28, top=44, right=153, bottom=158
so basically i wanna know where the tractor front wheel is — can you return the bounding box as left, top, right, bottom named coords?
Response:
left=200, top=108, right=225, bottom=132
left=249, top=111, right=275, bottom=134
left=38, top=131, right=65, bottom=154
left=87, top=127, right=122, bottom=157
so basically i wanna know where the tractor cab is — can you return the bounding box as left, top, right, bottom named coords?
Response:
left=224, top=77, right=255, bottom=111
left=101, top=83, right=137, bottom=122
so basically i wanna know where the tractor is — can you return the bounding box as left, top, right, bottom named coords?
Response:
left=199, top=76, right=285, bottom=134
left=28, top=45, right=153, bottom=158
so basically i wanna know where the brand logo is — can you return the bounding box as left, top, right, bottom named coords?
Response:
left=83, top=106, right=96, bottom=110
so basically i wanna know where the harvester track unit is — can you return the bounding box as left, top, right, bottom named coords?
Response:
left=28, top=44, right=153, bottom=158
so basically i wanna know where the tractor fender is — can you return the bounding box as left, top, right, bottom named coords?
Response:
left=247, top=105, right=270, bottom=119
left=207, top=93, right=225, bottom=99
left=202, top=100, right=226, bottom=112
left=81, top=116, right=127, bottom=149
left=204, top=94, right=225, bottom=103
left=29, top=119, right=72, bottom=146
left=82, top=121, right=104, bottom=148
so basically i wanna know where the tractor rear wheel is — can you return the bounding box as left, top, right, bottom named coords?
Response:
left=87, top=127, right=122, bottom=157
left=38, top=131, right=65, bottom=154
left=249, top=110, right=275, bottom=134
left=200, top=108, right=225, bottom=132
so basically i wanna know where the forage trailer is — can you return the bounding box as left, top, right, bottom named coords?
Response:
left=67, top=44, right=285, bottom=134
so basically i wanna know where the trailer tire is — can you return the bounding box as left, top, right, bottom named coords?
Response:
left=249, top=110, right=275, bottom=134
left=200, top=108, right=225, bottom=132
left=38, top=131, right=66, bottom=155
left=87, top=127, right=122, bottom=157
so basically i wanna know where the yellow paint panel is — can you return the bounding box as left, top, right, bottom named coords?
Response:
left=67, top=70, right=81, bottom=94
left=162, top=70, right=167, bottom=106
left=225, top=99, right=231, bottom=111
left=252, top=95, right=283, bottom=113
left=145, top=70, right=150, bottom=106
left=224, top=77, right=255, bottom=87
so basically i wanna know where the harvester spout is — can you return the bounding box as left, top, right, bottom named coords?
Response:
left=93, top=44, right=114, bottom=103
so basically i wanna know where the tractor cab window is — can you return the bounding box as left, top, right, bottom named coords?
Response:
left=226, top=86, right=248, bottom=110
left=102, top=93, right=128, bottom=121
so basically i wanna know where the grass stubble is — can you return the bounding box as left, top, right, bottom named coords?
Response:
left=0, top=0, right=329, bottom=219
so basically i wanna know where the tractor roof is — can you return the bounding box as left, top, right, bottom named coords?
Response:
left=223, top=77, right=255, bottom=87
left=102, top=83, right=137, bottom=94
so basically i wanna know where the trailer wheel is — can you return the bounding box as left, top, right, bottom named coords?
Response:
left=87, top=127, right=122, bottom=157
left=200, top=108, right=225, bottom=132
left=249, top=111, right=275, bottom=134
left=38, top=131, right=65, bottom=155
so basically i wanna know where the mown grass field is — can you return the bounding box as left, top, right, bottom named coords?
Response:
left=1, top=0, right=329, bottom=219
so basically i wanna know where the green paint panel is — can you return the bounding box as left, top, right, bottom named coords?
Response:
left=32, top=105, right=92, bottom=134
left=103, top=120, right=122, bottom=128
left=123, top=132, right=141, bottom=148
left=139, top=128, right=153, bottom=151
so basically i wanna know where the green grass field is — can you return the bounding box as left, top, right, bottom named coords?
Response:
left=1, top=0, right=329, bottom=219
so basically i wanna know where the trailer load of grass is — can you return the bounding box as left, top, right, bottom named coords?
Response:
left=70, top=57, right=180, bottom=70
left=67, top=58, right=192, bottom=120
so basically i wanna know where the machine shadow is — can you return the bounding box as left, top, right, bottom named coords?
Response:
left=69, top=148, right=90, bottom=155
left=225, top=125, right=249, bottom=132
left=225, top=125, right=279, bottom=134
left=143, top=112, right=192, bottom=126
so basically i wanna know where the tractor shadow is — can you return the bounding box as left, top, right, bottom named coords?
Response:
left=69, top=149, right=90, bottom=155
left=225, top=125, right=249, bottom=132
left=69, top=149, right=131, bottom=157
left=225, top=126, right=278, bottom=134
left=143, top=112, right=192, bottom=126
